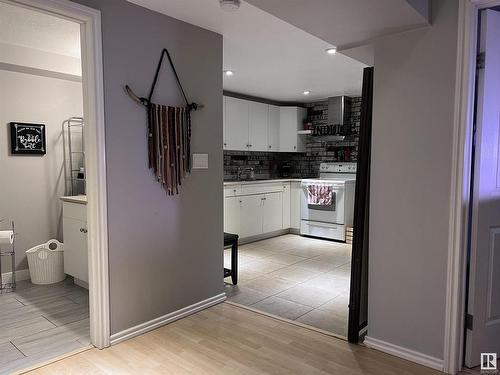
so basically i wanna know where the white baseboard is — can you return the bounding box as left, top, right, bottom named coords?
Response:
left=1, top=268, right=30, bottom=285
left=364, top=336, right=444, bottom=371
left=110, top=293, right=226, bottom=345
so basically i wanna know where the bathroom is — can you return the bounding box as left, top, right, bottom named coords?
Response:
left=0, top=2, right=90, bottom=373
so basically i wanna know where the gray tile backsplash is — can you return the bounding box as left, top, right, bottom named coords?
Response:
left=224, top=96, right=361, bottom=181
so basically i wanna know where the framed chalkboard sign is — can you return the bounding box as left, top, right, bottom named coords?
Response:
left=10, top=122, right=46, bottom=155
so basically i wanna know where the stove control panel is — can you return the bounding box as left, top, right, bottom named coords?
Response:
left=319, top=162, right=357, bottom=173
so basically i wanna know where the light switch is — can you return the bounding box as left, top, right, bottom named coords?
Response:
left=192, top=153, right=209, bottom=169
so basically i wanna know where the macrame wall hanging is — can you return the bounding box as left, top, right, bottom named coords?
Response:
left=125, top=48, right=203, bottom=195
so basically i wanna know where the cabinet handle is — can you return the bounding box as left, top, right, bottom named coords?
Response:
left=224, top=142, right=227, bottom=146
left=233, top=189, right=237, bottom=192
left=80, top=228, right=88, bottom=234
left=294, top=146, right=297, bottom=150
left=268, top=145, right=272, bottom=149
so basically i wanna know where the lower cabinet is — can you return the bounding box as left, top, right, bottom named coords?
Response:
left=62, top=201, right=88, bottom=284
left=282, top=183, right=291, bottom=229
left=290, top=181, right=301, bottom=230
left=262, top=192, right=283, bottom=233
left=224, top=183, right=289, bottom=239
left=240, top=194, right=265, bottom=238
left=223, top=196, right=240, bottom=235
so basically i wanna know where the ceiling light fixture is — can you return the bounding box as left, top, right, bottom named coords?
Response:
left=220, top=0, right=241, bottom=11
left=303, top=90, right=310, bottom=95
left=325, top=47, right=337, bottom=55
left=224, top=70, right=234, bottom=76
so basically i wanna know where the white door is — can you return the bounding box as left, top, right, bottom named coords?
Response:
left=465, top=9, right=500, bottom=368
left=262, top=192, right=283, bottom=233
left=225, top=96, right=249, bottom=150
left=239, top=194, right=263, bottom=238
left=224, top=196, right=240, bottom=235
left=248, top=101, right=268, bottom=151
left=268, top=105, right=280, bottom=151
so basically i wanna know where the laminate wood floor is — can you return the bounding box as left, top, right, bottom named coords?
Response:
left=225, top=234, right=351, bottom=337
left=0, top=278, right=89, bottom=375
left=26, top=303, right=442, bottom=375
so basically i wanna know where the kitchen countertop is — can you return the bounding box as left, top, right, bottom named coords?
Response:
left=224, top=178, right=304, bottom=186
left=60, top=195, right=87, bottom=204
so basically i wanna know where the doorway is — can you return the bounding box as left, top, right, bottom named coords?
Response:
left=0, top=0, right=108, bottom=372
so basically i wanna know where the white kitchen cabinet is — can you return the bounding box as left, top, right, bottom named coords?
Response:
left=248, top=101, right=269, bottom=151
left=263, top=192, right=283, bottom=233
left=268, top=105, right=280, bottom=151
left=239, top=194, right=264, bottom=238
left=61, top=199, right=88, bottom=285
left=223, top=182, right=298, bottom=240
left=224, top=196, right=240, bottom=234
left=225, top=96, right=249, bottom=150
left=290, top=181, right=301, bottom=230
left=279, top=107, right=307, bottom=152
left=282, top=182, right=291, bottom=229
left=223, top=96, right=228, bottom=150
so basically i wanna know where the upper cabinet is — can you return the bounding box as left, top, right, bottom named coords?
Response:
left=268, top=105, right=280, bottom=151
left=224, top=95, right=305, bottom=153
left=248, top=101, right=269, bottom=151
left=279, top=107, right=307, bottom=152
left=225, top=96, right=249, bottom=150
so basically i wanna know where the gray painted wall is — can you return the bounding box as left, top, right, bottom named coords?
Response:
left=71, top=0, right=223, bottom=335
left=369, top=0, right=458, bottom=359
left=0, top=70, right=83, bottom=272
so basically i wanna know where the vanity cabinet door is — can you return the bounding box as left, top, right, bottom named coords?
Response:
left=63, top=216, right=88, bottom=283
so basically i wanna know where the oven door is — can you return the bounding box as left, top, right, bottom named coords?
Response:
left=300, top=182, right=345, bottom=224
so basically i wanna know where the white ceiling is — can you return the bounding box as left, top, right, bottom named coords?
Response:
left=0, top=2, right=81, bottom=59
left=245, top=0, right=430, bottom=50
left=127, top=0, right=367, bottom=102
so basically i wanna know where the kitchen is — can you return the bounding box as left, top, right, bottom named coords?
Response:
left=223, top=93, right=362, bottom=338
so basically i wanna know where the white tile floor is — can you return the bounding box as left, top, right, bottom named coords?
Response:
left=0, top=278, right=89, bottom=374
left=224, top=234, right=351, bottom=337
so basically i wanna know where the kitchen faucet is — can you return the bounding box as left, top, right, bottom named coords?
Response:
left=237, top=167, right=255, bottom=180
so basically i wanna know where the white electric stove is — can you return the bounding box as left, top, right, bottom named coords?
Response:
left=300, top=163, right=356, bottom=241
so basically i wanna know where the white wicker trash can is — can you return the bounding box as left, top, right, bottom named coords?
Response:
left=26, top=239, right=66, bottom=285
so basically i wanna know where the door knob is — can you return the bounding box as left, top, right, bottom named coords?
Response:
left=80, top=228, right=88, bottom=234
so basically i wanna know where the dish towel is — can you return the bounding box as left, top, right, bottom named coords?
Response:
left=307, top=184, right=334, bottom=205
left=148, top=103, right=191, bottom=195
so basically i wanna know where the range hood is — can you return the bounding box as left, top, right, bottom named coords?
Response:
left=327, top=96, right=351, bottom=126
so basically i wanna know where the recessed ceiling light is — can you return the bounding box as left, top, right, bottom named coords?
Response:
left=303, top=90, right=310, bottom=95
left=325, top=47, right=337, bottom=55
left=224, top=70, right=234, bottom=77
left=220, top=0, right=241, bottom=11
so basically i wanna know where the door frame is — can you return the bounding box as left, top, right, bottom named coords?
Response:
left=6, top=0, right=110, bottom=349
left=445, top=0, right=500, bottom=373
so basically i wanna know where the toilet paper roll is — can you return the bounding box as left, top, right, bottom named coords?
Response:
left=0, top=230, right=14, bottom=244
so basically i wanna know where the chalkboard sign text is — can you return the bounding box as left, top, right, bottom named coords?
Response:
left=10, top=122, right=46, bottom=155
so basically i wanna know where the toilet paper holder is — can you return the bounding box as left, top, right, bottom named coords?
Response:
left=0, top=219, right=16, bottom=292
